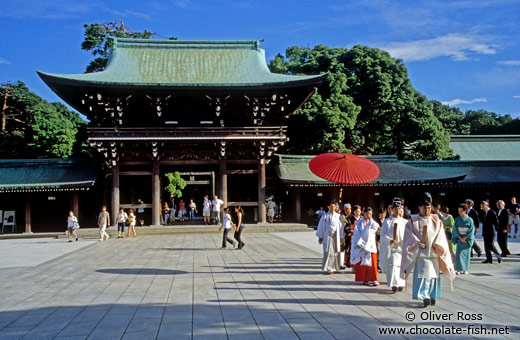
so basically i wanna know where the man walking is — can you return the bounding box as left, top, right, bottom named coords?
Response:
left=496, top=200, right=511, bottom=257
left=480, top=201, right=502, bottom=264
left=97, top=205, right=110, bottom=241
left=401, top=192, right=455, bottom=307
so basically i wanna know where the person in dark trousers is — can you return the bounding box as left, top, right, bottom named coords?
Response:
left=465, top=199, right=482, bottom=257
left=480, top=201, right=502, bottom=264
left=496, top=200, right=511, bottom=257
left=219, top=207, right=237, bottom=249
left=233, top=206, right=246, bottom=249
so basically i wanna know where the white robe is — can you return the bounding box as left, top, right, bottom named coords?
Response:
left=350, top=217, right=379, bottom=266
left=316, top=212, right=345, bottom=272
left=380, top=216, right=407, bottom=287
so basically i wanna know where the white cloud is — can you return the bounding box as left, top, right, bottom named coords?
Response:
left=380, top=33, right=497, bottom=62
left=513, top=95, right=520, bottom=99
left=498, top=60, right=520, bottom=66
left=0, top=58, right=10, bottom=65
left=441, top=97, right=488, bottom=106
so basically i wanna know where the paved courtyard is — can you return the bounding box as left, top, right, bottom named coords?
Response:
left=0, top=232, right=519, bottom=340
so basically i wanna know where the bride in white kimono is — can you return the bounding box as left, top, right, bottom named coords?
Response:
left=380, top=198, right=407, bottom=293
left=316, top=201, right=345, bottom=274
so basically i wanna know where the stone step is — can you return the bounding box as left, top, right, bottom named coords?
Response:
left=55, top=223, right=312, bottom=238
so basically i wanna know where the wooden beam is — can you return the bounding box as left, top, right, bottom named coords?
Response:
left=120, top=171, right=153, bottom=176
left=227, top=170, right=258, bottom=175
left=219, top=160, right=228, bottom=206
left=72, top=191, right=79, bottom=219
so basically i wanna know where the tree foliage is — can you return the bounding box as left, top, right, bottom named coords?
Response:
left=164, top=172, right=186, bottom=198
left=0, top=81, right=86, bottom=158
left=270, top=45, right=452, bottom=160
left=82, top=20, right=177, bottom=73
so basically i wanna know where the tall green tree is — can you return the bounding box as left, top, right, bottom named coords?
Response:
left=270, top=45, right=453, bottom=160
left=0, top=81, right=86, bottom=158
left=430, top=100, right=470, bottom=135
left=82, top=20, right=176, bottom=73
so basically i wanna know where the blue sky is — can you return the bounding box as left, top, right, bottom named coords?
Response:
left=1, top=0, right=519, bottom=116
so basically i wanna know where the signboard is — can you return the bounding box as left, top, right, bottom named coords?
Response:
left=3, top=211, right=16, bottom=233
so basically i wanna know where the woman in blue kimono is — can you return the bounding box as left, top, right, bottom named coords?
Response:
left=452, top=203, right=475, bottom=274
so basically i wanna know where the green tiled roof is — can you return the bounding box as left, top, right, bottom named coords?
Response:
left=38, top=39, right=326, bottom=88
left=0, top=159, right=97, bottom=191
left=276, top=154, right=466, bottom=186
left=450, top=135, right=520, bottom=161
left=404, top=160, right=520, bottom=184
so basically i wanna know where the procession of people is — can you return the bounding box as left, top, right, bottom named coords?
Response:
left=314, top=191, right=513, bottom=307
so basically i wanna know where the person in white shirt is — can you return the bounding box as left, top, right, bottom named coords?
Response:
left=116, top=208, right=128, bottom=238
left=219, top=207, right=237, bottom=248
left=202, top=195, right=212, bottom=225
left=316, top=200, right=345, bottom=274
left=212, top=195, right=224, bottom=225
left=188, top=200, right=197, bottom=221
left=266, top=198, right=276, bottom=223
left=67, top=210, right=79, bottom=242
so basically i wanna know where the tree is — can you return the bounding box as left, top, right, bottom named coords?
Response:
left=81, top=20, right=176, bottom=73
left=270, top=45, right=453, bottom=160
left=164, top=172, right=186, bottom=198
left=0, top=81, right=86, bottom=158
left=430, top=100, right=470, bottom=135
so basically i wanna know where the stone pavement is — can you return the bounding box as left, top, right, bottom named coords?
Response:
left=0, top=232, right=519, bottom=340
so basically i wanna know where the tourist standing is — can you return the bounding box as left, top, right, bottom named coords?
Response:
left=380, top=198, right=407, bottom=293
left=162, top=202, right=170, bottom=225
left=351, top=207, right=379, bottom=286
left=212, top=195, right=224, bottom=225
left=439, top=206, right=455, bottom=257
left=507, top=197, right=520, bottom=238
left=67, top=210, right=79, bottom=242
left=219, top=207, right=236, bottom=248
left=497, top=200, right=511, bottom=257
left=480, top=201, right=502, bottom=264
left=116, top=207, right=128, bottom=238
left=266, top=198, right=276, bottom=223
left=316, top=200, right=345, bottom=274
left=188, top=199, right=197, bottom=221
left=137, top=199, right=145, bottom=226
left=169, top=197, right=177, bottom=224
left=452, top=203, right=474, bottom=274
left=401, top=192, right=455, bottom=307
left=126, top=208, right=137, bottom=238
left=202, top=195, right=212, bottom=225
left=97, top=205, right=110, bottom=241
left=465, top=199, right=482, bottom=257
left=315, top=207, right=325, bottom=221
left=234, top=206, right=246, bottom=249
left=178, top=200, right=186, bottom=222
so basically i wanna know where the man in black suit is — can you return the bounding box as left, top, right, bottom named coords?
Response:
left=465, top=199, right=482, bottom=257
left=480, top=201, right=502, bottom=264
left=496, top=200, right=511, bottom=257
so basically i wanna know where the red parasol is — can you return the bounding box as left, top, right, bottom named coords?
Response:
left=309, top=153, right=380, bottom=184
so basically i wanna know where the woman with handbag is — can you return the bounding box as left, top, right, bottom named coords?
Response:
left=234, top=206, right=246, bottom=249
left=67, top=210, right=80, bottom=242
left=126, top=209, right=137, bottom=238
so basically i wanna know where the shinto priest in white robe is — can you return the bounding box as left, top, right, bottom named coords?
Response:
left=316, top=211, right=345, bottom=273
left=380, top=215, right=407, bottom=287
